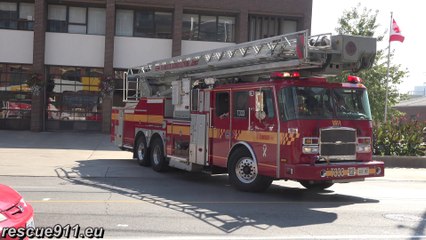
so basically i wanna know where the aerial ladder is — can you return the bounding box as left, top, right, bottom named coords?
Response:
left=122, top=30, right=376, bottom=102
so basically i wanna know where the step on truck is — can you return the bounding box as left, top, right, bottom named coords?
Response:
left=111, top=30, right=384, bottom=191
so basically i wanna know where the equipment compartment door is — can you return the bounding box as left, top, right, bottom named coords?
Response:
left=189, top=114, right=207, bottom=165
left=210, top=91, right=231, bottom=168
left=114, top=108, right=124, bottom=147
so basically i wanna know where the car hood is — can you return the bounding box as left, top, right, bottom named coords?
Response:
left=0, top=184, right=21, bottom=212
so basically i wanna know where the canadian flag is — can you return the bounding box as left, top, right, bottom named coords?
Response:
left=390, top=18, right=405, bottom=43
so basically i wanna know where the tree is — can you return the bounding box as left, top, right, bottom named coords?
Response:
left=334, top=3, right=408, bottom=122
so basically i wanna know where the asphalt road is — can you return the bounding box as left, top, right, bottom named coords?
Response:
left=0, top=130, right=425, bottom=239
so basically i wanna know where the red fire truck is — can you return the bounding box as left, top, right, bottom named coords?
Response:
left=111, top=30, right=384, bottom=192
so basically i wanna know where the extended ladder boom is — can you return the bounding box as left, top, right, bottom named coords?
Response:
left=128, top=30, right=320, bottom=79
left=123, top=30, right=376, bottom=101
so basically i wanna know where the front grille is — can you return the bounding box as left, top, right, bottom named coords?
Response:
left=320, top=127, right=356, bottom=159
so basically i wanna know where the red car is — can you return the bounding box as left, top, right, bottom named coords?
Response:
left=0, top=184, right=34, bottom=239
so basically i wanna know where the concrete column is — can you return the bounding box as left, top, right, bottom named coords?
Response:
left=172, top=0, right=183, bottom=57
left=30, top=0, right=46, bottom=132
left=104, top=0, right=115, bottom=76
left=236, top=6, right=249, bottom=43
left=102, top=0, right=116, bottom=133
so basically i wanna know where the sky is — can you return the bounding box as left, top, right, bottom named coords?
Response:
left=312, top=0, right=426, bottom=94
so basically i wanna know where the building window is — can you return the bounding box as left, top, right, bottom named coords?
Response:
left=155, top=12, right=172, bottom=39
left=47, top=66, right=103, bottom=121
left=88, top=8, right=106, bottom=35
left=116, top=9, right=133, bottom=36
left=249, top=15, right=297, bottom=41
left=134, top=10, right=154, bottom=37
left=112, top=69, right=126, bottom=107
left=47, top=5, right=67, bottom=32
left=182, top=14, right=198, bottom=40
left=0, top=2, right=34, bottom=30
left=183, top=13, right=235, bottom=42
left=0, top=64, right=32, bottom=119
left=68, top=7, right=86, bottom=34
left=218, top=16, right=235, bottom=42
left=199, top=15, right=216, bottom=42
left=115, top=9, right=172, bottom=39
left=47, top=5, right=105, bottom=35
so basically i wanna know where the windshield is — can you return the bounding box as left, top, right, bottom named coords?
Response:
left=278, top=87, right=372, bottom=120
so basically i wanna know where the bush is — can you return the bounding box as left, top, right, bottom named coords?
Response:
left=373, top=118, right=426, bottom=156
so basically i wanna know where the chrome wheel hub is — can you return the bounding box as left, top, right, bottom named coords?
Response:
left=235, top=157, right=257, bottom=184
left=152, top=146, right=161, bottom=165
left=137, top=143, right=145, bottom=160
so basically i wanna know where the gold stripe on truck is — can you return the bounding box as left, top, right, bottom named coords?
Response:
left=208, top=129, right=300, bottom=145
left=167, top=125, right=190, bottom=136
left=120, top=114, right=163, bottom=124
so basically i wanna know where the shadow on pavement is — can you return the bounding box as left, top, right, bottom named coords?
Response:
left=56, top=158, right=380, bottom=233
left=413, top=211, right=426, bottom=239
left=0, top=130, right=116, bottom=151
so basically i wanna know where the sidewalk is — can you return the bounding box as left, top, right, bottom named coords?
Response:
left=0, top=130, right=133, bottom=177
left=0, top=130, right=424, bottom=180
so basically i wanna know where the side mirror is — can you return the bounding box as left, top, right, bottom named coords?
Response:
left=255, top=91, right=266, bottom=121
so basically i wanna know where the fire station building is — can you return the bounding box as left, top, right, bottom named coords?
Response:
left=0, top=0, right=312, bottom=132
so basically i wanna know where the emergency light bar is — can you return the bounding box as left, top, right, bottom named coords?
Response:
left=347, top=75, right=363, bottom=83
left=271, top=71, right=300, bottom=79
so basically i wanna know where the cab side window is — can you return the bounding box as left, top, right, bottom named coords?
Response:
left=233, top=91, right=248, bottom=118
left=215, top=92, right=229, bottom=118
left=262, top=89, right=275, bottom=118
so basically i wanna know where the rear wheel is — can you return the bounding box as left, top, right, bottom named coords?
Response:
left=134, top=135, right=150, bottom=166
left=299, top=180, right=334, bottom=190
left=228, top=148, right=273, bottom=192
left=150, top=137, right=168, bottom=172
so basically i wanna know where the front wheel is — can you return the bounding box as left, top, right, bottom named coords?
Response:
left=228, top=149, right=273, bottom=192
left=299, top=180, right=334, bottom=190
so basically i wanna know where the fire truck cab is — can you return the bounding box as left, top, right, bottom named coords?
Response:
left=111, top=30, right=384, bottom=192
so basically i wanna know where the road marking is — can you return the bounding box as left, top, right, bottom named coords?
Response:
left=117, top=224, right=128, bottom=227
left=42, top=198, right=51, bottom=201
left=11, top=186, right=59, bottom=189
left=108, top=235, right=426, bottom=240
left=26, top=200, right=320, bottom=204
left=27, top=199, right=426, bottom=204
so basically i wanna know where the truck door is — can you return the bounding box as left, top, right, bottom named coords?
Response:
left=210, top=91, right=231, bottom=168
left=252, top=87, right=280, bottom=177
left=231, top=90, right=250, bottom=145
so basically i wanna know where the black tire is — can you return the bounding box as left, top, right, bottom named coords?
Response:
left=134, top=134, right=150, bottom=166
left=150, top=137, right=168, bottom=172
left=299, top=180, right=334, bottom=190
left=228, top=148, right=273, bottom=192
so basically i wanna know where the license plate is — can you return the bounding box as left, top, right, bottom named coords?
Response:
left=357, top=167, right=370, bottom=176
left=26, top=217, right=35, bottom=229
left=348, top=167, right=356, bottom=176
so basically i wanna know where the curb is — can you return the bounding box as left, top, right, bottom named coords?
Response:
left=373, top=156, right=426, bottom=169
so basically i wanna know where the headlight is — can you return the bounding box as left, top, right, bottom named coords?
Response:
left=20, top=198, right=27, bottom=207
left=357, top=137, right=371, bottom=153
left=0, top=213, right=7, bottom=222
left=302, top=146, right=319, bottom=154
left=302, top=137, right=319, bottom=154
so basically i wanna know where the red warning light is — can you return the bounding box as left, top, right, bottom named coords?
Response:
left=292, top=71, right=300, bottom=78
left=347, top=75, right=362, bottom=83
left=271, top=71, right=300, bottom=79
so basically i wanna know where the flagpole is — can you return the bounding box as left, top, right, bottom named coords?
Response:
left=384, top=12, right=393, bottom=123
